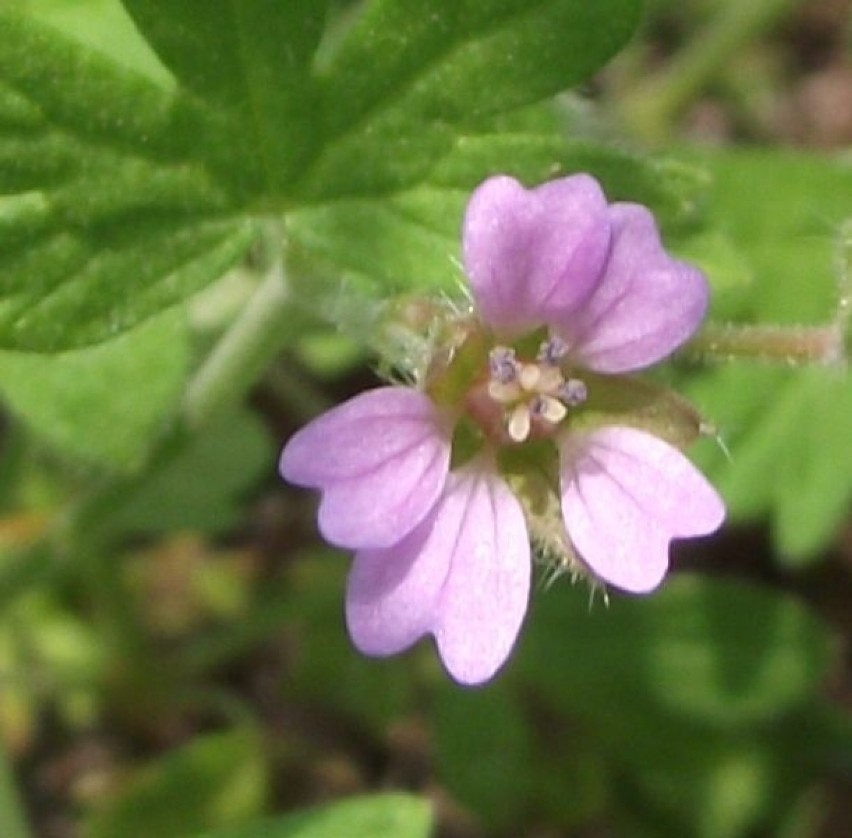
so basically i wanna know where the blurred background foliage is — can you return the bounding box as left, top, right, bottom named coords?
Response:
left=0, top=0, right=850, bottom=836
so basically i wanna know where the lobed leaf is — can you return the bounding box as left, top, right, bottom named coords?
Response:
left=120, top=0, right=327, bottom=188
left=297, top=0, right=644, bottom=198
left=0, top=10, right=260, bottom=351
left=0, top=217, right=257, bottom=351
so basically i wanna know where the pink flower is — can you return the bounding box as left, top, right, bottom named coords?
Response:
left=281, top=174, right=725, bottom=685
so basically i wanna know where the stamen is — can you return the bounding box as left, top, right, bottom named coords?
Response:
left=487, top=380, right=522, bottom=403
left=537, top=335, right=569, bottom=366
left=488, top=346, right=518, bottom=384
left=560, top=378, right=588, bottom=406
left=507, top=403, right=532, bottom=442
left=531, top=394, right=568, bottom=424
left=536, top=365, right=564, bottom=393
left=519, top=363, right=541, bottom=391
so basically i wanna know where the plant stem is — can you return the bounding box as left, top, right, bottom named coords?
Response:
left=182, top=228, right=293, bottom=429
left=685, top=322, right=845, bottom=366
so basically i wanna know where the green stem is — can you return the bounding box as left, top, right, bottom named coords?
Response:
left=685, top=322, right=845, bottom=366
left=0, top=741, right=32, bottom=838
left=620, top=0, right=803, bottom=142
left=836, top=220, right=851, bottom=339
left=182, top=242, right=292, bottom=429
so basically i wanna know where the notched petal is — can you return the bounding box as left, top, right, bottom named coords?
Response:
left=280, top=386, right=446, bottom=485
left=317, top=437, right=449, bottom=549
left=433, top=469, right=531, bottom=685
left=463, top=174, right=611, bottom=337
left=557, top=203, right=709, bottom=373
left=560, top=426, right=725, bottom=593
left=346, top=467, right=532, bottom=686
left=346, top=505, right=452, bottom=658
left=280, top=386, right=451, bottom=549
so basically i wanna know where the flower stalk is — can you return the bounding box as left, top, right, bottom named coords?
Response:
left=686, top=322, right=846, bottom=367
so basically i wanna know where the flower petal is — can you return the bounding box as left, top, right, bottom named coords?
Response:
left=280, top=386, right=451, bottom=549
left=346, top=504, right=453, bottom=659
left=280, top=386, right=445, bottom=485
left=560, top=426, right=725, bottom=593
left=316, top=440, right=449, bottom=549
left=557, top=203, right=709, bottom=373
left=346, top=467, right=531, bottom=685
left=433, top=468, right=531, bottom=685
left=463, top=174, right=611, bottom=337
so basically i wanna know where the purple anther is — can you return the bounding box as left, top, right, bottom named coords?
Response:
left=489, top=346, right=519, bottom=383
left=559, top=378, right=588, bottom=407
left=529, top=395, right=547, bottom=417
left=537, top=335, right=570, bottom=366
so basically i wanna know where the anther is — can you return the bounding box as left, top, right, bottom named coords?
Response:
left=536, top=365, right=564, bottom=393
left=488, top=347, right=518, bottom=384
left=507, top=403, right=532, bottom=442
left=518, top=363, right=541, bottom=391
left=487, top=380, right=522, bottom=403
left=560, top=378, right=588, bottom=406
left=537, top=335, right=569, bottom=366
left=531, top=394, right=568, bottom=424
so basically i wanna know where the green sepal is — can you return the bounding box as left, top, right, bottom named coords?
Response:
left=574, top=372, right=707, bottom=449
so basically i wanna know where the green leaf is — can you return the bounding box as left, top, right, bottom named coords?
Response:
left=0, top=9, right=259, bottom=351
left=702, top=151, right=851, bottom=325
left=432, top=687, right=534, bottom=828
left=683, top=149, right=852, bottom=560
left=520, top=574, right=834, bottom=728
left=298, top=0, right=644, bottom=197
left=0, top=309, right=189, bottom=471
left=83, top=729, right=267, bottom=838
left=120, top=0, right=326, bottom=187
left=22, top=0, right=172, bottom=83
left=610, top=715, right=818, bottom=838
left=198, top=793, right=432, bottom=838
left=0, top=10, right=207, bottom=163
left=279, top=555, right=415, bottom=731
left=1, top=217, right=257, bottom=351
left=103, top=407, right=273, bottom=534
left=691, top=365, right=852, bottom=559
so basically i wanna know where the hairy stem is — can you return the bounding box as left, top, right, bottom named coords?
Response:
left=685, top=322, right=845, bottom=366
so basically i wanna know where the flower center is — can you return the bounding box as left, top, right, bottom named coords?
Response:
left=482, top=338, right=587, bottom=444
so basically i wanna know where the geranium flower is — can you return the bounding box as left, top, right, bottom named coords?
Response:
left=280, top=173, right=725, bottom=685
